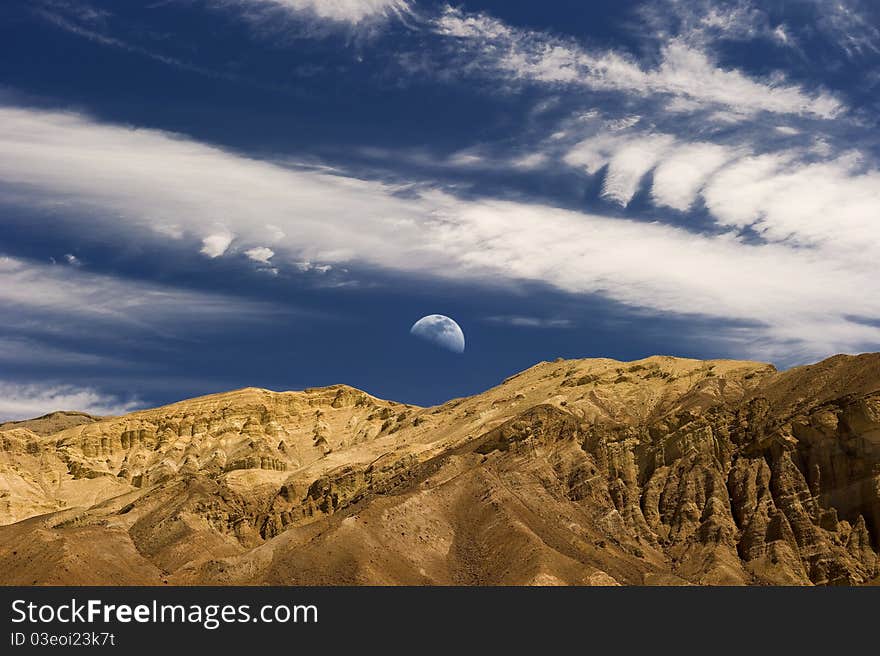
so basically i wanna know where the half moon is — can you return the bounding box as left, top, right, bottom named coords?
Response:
left=410, top=315, right=465, bottom=354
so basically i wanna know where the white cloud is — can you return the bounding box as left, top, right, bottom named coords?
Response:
left=643, top=0, right=879, bottom=62
left=511, top=152, right=549, bottom=170
left=0, top=105, right=436, bottom=273
left=265, top=224, right=286, bottom=242
left=772, top=25, right=791, bottom=45
left=244, top=246, right=275, bottom=264
left=702, top=152, right=880, bottom=259
left=153, top=223, right=185, bottom=239
left=641, top=0, right=769, bottom=46
left=201, top=231, right=234, bottom=258
left=435, top=7, right=842, bottom=119
left=34, top=7, right=234, bottom=81
left=1, top=105, right=879, bottom=361
left=0, top=253, right=308, bottom=413
left=649, top=42, right=839, bottom=117
left=563, top=127, right=880, bottom=264
left=563, top=133, right=618, bottom=174
left=294, top=261, right=332, bottom=274
left=809, top=0, right=880, bottom=59
left=447, top=152, right=485, bottom=167
left=0, top=254, right=286, bottom=342
left=429, top=199, right=879, bottom=332
left=225, top=0, right=410, bottom=25
left=485, top=316, right=573, bottom=329
left=605, top=116, right=642, bottom=131
left=651, top=142, right=736, bottom=210
left=0, top=381, right=140, bottom=422
left=0, top=337, right=125, bottom=368
left=565, top=132, right=734, bottom=208
left=602, top=134, right=676, bottom=205
left=64, top=253, right=82, bottom=267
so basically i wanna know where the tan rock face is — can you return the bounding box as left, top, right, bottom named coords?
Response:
left=0, top=354, right=878, bottom=585
left=0, top=411, right=102, bottom=437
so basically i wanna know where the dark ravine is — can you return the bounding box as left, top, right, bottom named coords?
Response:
left=0, top=353, right=878, bottom=585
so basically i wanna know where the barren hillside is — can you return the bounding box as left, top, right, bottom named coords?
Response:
left=1, top=353, right=878, bottom=585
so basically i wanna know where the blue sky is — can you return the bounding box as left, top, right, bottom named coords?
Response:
left=1, top=0, right=879, bottom=418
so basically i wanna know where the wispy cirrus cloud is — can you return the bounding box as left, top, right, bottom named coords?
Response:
left=0, top=336, right=126, bottom=368
left=1, top=104, right=879, bottom=362
left=813, top=0, right=880, bottom=59
left=30, top=1, right=318, bottom=93
left=33, top=3, right=226, bottom=78
left=434, top=6, right=842, bottom=120
left=485, top=316, right=573, bottom=329
left=0, top=381, right=140, bottom=422
left=640, top=0, right=880, bottom=63
left=564, top=132, right=679, bottom=206
left=201, top=0, right=415, bottom=39
left=0, top=251, right=309, bottom=413
left=232, top=0, right=412, bottom=25
left=559, top=125, right=880, bottom=261
left=0, top=253, right=293, bottom=346
left=563, top=129, right=740, bottom=208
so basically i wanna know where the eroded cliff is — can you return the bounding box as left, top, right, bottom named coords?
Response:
left=1, top=354, right=878, bottom=585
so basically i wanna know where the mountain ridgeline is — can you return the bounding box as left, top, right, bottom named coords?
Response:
left=1, top=353, right=879, bottom=585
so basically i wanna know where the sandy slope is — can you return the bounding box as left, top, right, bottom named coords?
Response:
left=1, top=354, right=878, bottom=585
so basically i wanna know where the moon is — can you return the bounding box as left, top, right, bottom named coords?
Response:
left=410, top=315, right=465, bottom=354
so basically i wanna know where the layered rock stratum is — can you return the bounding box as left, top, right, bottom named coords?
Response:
left=1, top=353, right=879, bottom=585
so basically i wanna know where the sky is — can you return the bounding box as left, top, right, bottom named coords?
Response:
left=0, top=0, right=879, bottom=419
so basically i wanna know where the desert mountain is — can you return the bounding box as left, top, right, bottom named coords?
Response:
left=0, top=410, right=102, bottom=437
left=1, top=354, right=878, bottom=585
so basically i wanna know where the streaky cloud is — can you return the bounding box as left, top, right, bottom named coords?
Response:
left=1, top=105, right=879, bottom=362
left=0, top=380, right=141, bottom=422
left=435, top=6, right=843, bottom=120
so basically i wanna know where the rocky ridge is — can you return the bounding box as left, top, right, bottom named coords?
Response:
left=0, top=354, right=878, bottom=585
